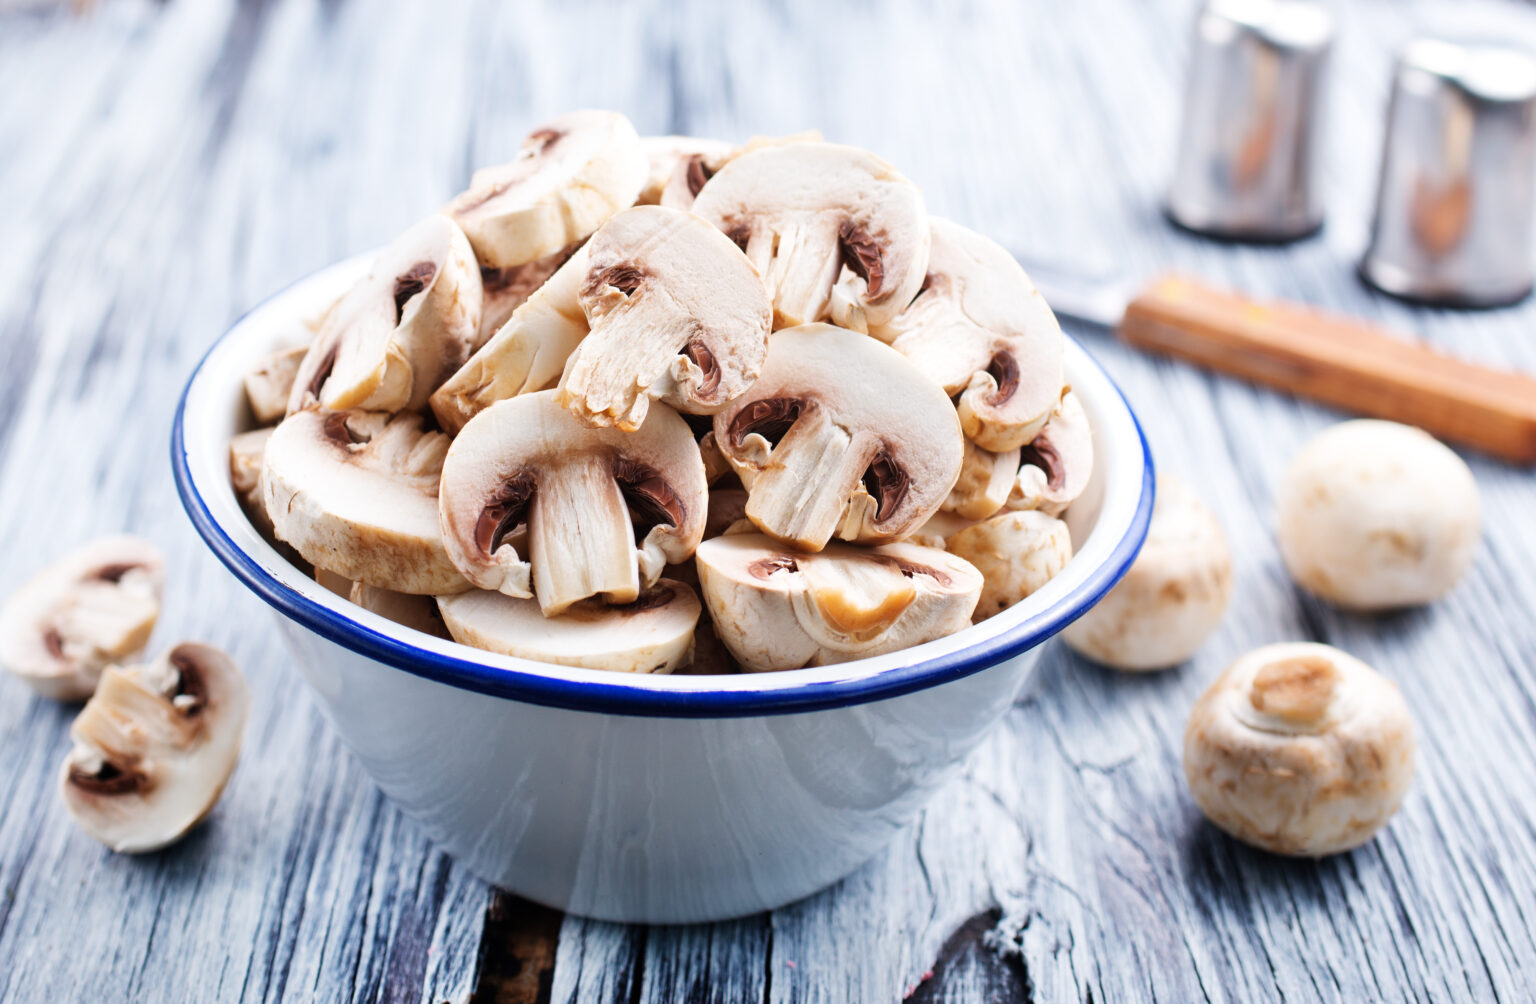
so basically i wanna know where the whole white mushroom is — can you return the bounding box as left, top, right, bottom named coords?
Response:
left=1276, top=420, right=1480, bottom=610
left=1184, top=642, right=1416, bottom=857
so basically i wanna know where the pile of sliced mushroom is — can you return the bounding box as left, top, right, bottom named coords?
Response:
left=233, top=110, right=1091, bottom=674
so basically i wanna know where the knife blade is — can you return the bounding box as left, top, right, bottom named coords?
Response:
left=1014, top=254, right=1536, bottom=465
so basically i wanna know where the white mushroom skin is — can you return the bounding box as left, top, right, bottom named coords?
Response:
left=695, top=534, right=982, bottom=672
left=60, top=642, right=249, bottom=853
left=0, top=536, right=164, bottom=701
left=1184, top=642, right=1416, bottom=857
left=868, top=218, right=1065, bottom=452
left=437, top=579, right=700, bottom=673
left=1064, top=475, right=1231, bottom=670
left=243, top=346, right=307, bottom=425
left=1008, top=390, right=1093, bottom=516
left=946, top=511, right=1072, bottom=622
left=1277, top=420, right=1481, bottom=610
left=691, top=142, right=929, bottom=330
left=944, top=441, right=1020, bottom=521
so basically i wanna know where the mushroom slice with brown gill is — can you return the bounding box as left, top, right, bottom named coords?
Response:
left=288, top=215, right=482, bottom=415
left=0, top=536, right=164, bottom=701
left=558, top=205, right=772, bottom=430
left=695, top=534, right=982, bottom=672
left=429, top=244, right=592, bottom=435
left=713, top=323, right=963, bottom=551
left=870, top=217, right=1066, bottom=452
left=639, top=135, right=734, bottom=206
left=1007, top=390, right=1093, bottom=516
left=349, top=582, right=450, bottom=639
left=438, top=390, right=706, bottom=616
left=244, top=346, right=308, bottom=425
left=656, top=130, right=823, bottom=211
left=446, top=110, right=647, bottom=271
left=60, top=642, right=249, bottom=853
left=690, top=142, right=929, bottom=329
left=475, top=241, right=581, bottom=351
left=262, top=410, right=470, bottom=595
left=944, top=440, right=1021, bottom=522
left=946, top=510, right=1073, bottom=622
left=437, top=579, right=700, bottom=673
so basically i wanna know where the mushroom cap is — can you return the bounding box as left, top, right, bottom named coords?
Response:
left=943, top=441, right=1020, bottom=521
left=946, top=510, right=1072, bottom=622
left=1277, top=420, right=1481, bottom=610
left=1007, top=390, right=1093, bottom=516
left=349, top=582, right=450, bottom=639
left=870, top=217, right=1065, bottom=452
left=638, top=135, right=735, bottom=206
left=557, top=205, right=772, bottom=430
left=1183, top=642, right=1416, bottom=856
left=438, top=390, right=707, bottom=615
left=262, top=410, right=470, bottom=595
left=288, top=214, right=482, bottom=415
left=712, top=323, right=963, bottom=551
left=1064, top=475, right=1231, bottom=670
left=695, top=533, right=982, bottom=672
left=691, top=142, right=929, bottom=329
left=0, top=535, right=164, bottom=701
left=59, top=642, right=249, bottom=853
left=446, top=110, right=647, bottom=270
left=437, top=579, right=701, bottom=673
left=243, top=345, right=307, bottom=426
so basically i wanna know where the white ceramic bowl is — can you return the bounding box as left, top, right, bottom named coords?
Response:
left=174, top=256, right=1154, bottom=924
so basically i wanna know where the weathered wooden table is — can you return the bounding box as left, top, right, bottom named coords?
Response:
left=3, top=0, right=1536, bottom=1000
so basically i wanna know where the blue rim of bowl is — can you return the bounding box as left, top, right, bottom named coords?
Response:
left=173, top=298, right=1155, bottom=720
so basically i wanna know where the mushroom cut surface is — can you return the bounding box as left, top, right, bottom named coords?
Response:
left=638, top=135, right=734, bottom=206
left=691, top=142, right=929, bottom=329
left=446, top=110, right=647, bottom=270
left=695, top=534, right=982, bottom=672
left=0, top=535, right=163, bottom=700
left=871, top=217, right=1066, bottom=452
left=437, top=578, right=700, bottom=673
left=713, top=323, right=963, bottom=551
left=558, top=205, right=772, bottom=430
left=1007, top=390, right=1093, bottom=515
left=262, top=410, right=470, bottom=595
left=439, top=390, right=707, bottom=616
left=60, top=642, right=249, bottom=853
left=288, top=214, right=482, bottom=415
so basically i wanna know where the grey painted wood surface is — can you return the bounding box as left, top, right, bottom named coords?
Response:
left=1, top=0, right=1534, bottom=1001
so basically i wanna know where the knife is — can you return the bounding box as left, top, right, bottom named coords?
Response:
left=1016, top=258, right=1536, bottom=465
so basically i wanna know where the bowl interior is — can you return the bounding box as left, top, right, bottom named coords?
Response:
left=174, top=255, right=1154, bottom=716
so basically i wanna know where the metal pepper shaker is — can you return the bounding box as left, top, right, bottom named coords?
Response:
left=1360, top=40, right=1536, bottom=308
left=1166, top=0, right=1335, bottom=242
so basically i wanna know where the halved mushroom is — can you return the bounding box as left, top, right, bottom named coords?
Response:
left=0, top=536, right=164, bottom=701
left=263, top=410, right=469, bottom=595
left=657, top=130, right=822, bottom=210
left=944, top=441, right=1021, bottom=521
left=713, top=323, right=963, bottom=550
left=695, top=534, right=982, bottom=672
left=445, top=110, right=647, bottom=270
left=229, top=428, right=274, bottom=536
left=437, top=579, right=700, bottom=673
left=869, top=217, right=1065, bottom=452
left=909, top=510, right=978, bottom=550
left=244, top=346, right=307, bottom=425
left=59, top=643, right=248, bottom=852
left=349, top=582, right=449, bottom=639
left=288, top=215, right=482, bottom=415
left=475, top=241, right=581, bottom=350
left=558, top=205, right=772, bottom=430
left=1008, top=391, right=1093, bottom=516
left=429, top=245, right=592, bottom=435
left=946, top=511, right=1073, bottom=622
left=691, top=142, right=929, bottom=329
left=639, top=135, right=734, bottom=206
left=438, top=390, right=706, bottom=615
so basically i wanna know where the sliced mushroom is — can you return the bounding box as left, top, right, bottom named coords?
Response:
left=698, top=431, right=736, bottom=486
left=657, top=130, right=823, bottom=210
left=243, top=346, right=307, bottom=425
left=944, top=441, right=1021, bottom=521
left=0, top=536, right=164, bottom=701
left=691, top=142, right=929, bottom=329
left=946, top=510, right=1073, bottom=622
left=349, top=582, right=450, bottom=639
left=445, top=110, right=647, bottom=270
left=59, top=642, right=249, bottom=853
left=429, top=245, right=592, bottom=435
left=558, top=205, right=772, bottom=430
left=705, top=488, right=751, bottom=539
left=438, top=390, right=706, bottom=615
left=909, top=510, right=978, bottom=550
left=639, top=135, right=734, bottom=206
left=288, top=215, right=482, bottom=415
left=437, top=579, right=700, bottom=673
left=475, top=241, right=581, bottom=350
left=713, top=323, right=963, bottom=551
left=314, top=566, right=353, bottom=598
left=1007, top=390, right=1093, bottom=516
left=229, top=428, right=274, bottom=537
left=263, top=410, right=469, bottom=595
left=695, top=533, right=982, bottom=672
left=869, top=218, right=1065, bottom=452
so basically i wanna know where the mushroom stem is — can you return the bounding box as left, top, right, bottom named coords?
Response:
left=558, top=293, right=696, bottom=431
left=741, top=417, right=863, bottom=552
left=528, top=455, right=641, bottom=615
left=792, top=556, right=918, bottom=647
left=747, top=224, right=842, bottom=327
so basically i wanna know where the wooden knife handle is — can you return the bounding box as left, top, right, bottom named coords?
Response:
left=1118, top=274, right=1536, bottom=464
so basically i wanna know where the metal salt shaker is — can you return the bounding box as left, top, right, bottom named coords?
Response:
left=1360, top=40, right=1536, bottom=308
left=1166, top=0, right=1335, bottom=242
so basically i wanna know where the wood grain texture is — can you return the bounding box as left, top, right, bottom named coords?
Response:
left=2, top=0, right=1535, bottom=1002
